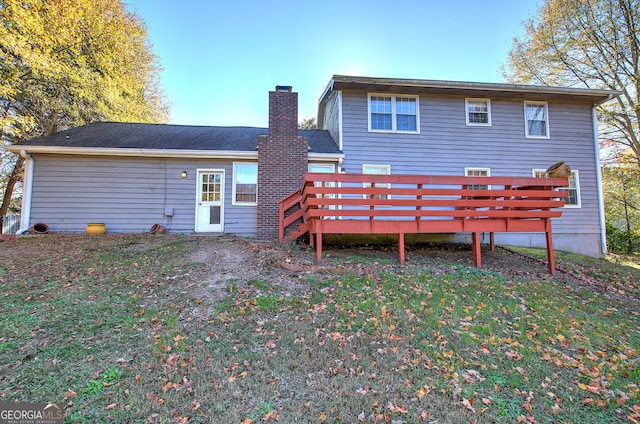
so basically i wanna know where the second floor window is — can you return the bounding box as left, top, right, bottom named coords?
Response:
left=525, top=101, right=550, bottom=138
left=466, top=98, right=491, bottom=126
left=369, top=94, right=419, bottom=133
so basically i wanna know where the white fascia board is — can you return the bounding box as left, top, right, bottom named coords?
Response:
left=6, top=145, right=344, bottom=161
left=5, top=145, right=259, bottom=159
left=308, top=152, right=344, bottom=161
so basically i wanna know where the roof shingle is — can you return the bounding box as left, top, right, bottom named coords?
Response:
left=18, top=122, right=342, bottom=154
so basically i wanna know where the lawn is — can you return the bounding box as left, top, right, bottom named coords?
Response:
left=0, top=234, right=638, bottom=423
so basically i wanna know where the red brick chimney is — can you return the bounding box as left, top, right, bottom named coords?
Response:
left=257, top=86, right=308, bottom=240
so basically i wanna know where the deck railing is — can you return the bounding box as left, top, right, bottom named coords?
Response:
left=279, top=173, right=568, bottom=272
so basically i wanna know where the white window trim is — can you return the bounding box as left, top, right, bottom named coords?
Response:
left=363, top=164, right=391, bottom=200
left=524, top=101, right=550, bottom=139
left=232, top=162, right=258, bottom=206
left=308, top=163, right=336, bottom=173
left=464, top=167, right=491, bottom=190
left=367, top=93, right=420, bottom=134
left=533, top=168, right=581, bottom=208
left=465, top=98, right=492, bottom=126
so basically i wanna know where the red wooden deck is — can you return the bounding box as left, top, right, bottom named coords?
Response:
left=279, top=173, right=568, bottom=273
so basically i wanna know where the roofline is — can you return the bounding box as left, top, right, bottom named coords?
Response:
left=5, top=145, right=259, bottom=159
left=319, top=75, right=621, bottom=105
left=6, top=145, right=344, bottom=160
left=308, top=152, right=345, bottom=161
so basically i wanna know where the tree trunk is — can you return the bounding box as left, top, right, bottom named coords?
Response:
left=622, top=182, right=633, bottom=254
left=0, top=155, right=25, bottom=217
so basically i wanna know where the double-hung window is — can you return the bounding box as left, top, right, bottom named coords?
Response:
left=524, top=102, right=550, bottom=138
left=363, top=164, right=391, bottom=200
left=465, top=98, right=491, bottom=126
left=233, top=162, right=257, bottom=205
left=533, top=169, right=581, bottom=207
left=465, top=168, right=491, bottom=190
left=368, top=94, right=419, bottom=133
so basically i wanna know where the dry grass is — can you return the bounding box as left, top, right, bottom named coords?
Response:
left=0, top=234, right=638, bottom=423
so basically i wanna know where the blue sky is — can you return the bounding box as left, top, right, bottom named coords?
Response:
left=125, top=0, right=542, bottom=128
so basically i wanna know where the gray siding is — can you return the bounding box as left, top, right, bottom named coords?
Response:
left=321, top=90, right=341, bottom=148
left=339, top=92, right=602, bottom=255
left=29, top=155, right=257, bottom=235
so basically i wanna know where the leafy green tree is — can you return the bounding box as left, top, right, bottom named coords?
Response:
left=0, top=0, right=170, bottom=216
left=503, top=0, right=640, bottom=164
left=602, top=150, right=640, bottom=253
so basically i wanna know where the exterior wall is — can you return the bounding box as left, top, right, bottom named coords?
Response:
left=257, top=89, right=308, bottom=240
left=338, top=91, right=603, bottom=256
left=28, top=154, right=257, bottom=235
left=321, top=90, right=342, bottom=149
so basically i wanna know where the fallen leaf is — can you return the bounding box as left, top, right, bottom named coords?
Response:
left=462, top=398, right=476, bottom=413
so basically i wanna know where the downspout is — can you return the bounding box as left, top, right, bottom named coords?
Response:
left=592, top=97, right=611, bottom=255
left=15, top=150, right=34, bottom=235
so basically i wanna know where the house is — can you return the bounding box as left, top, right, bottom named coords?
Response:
left=7, top=76, right=618, bottom=257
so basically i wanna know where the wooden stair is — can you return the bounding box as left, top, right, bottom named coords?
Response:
left=278, top=188, right=311, bottom=242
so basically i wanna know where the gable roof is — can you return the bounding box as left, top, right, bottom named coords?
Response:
left=8, top=122, right=342, bottom=158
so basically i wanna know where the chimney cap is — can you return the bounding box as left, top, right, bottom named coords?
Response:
left=275, top=85, right=293, bottom=92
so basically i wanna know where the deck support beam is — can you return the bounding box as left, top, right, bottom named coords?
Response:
left=472, top=232, right=482, bottom=268
left=546, top=229, right=555, bottom=274
left=316, top=232, right=323, bottom=264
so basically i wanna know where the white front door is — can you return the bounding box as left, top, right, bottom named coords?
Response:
left=196, top=170, right=224, bottom=232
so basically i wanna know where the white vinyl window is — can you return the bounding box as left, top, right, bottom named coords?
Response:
left=368, top=94, right=419, bottom=133
left=465, top=167, right=491, bottom=190
left=524, top=101, right=550, bottom=138
left=533, top=169, right=581, bottom=208
left=465, top=98, right=491, bottom=126
left=363, top=164, right=391, bottom=200
left=232, top=162, right=257, bottom=205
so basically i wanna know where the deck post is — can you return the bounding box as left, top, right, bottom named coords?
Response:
left=490, top=232, right=495, bottom=250
left=399, top=233, right=405, bottom=265
left=545, top=224, right=556, bottom=274
left=472, top=232, right=482, bottom=268
left=316, top=231, right=323, bottom=264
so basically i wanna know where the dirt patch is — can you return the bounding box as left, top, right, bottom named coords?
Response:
left=2, top=233, right=637, bottom=308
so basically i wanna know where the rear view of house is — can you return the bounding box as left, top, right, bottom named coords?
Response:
left=7, top=75, right=618, bottom=257
left=317, top=76, right=617, bottom=257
